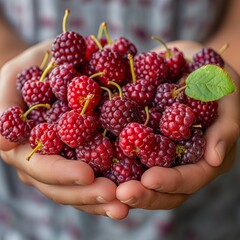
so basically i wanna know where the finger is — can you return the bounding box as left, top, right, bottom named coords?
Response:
left=141, top=148, right=235, bottom=195
left=74, top=200, right=129, bottom=220
left=116, top=180, right=188, bottom=210
left=1, top=143, right=95, bottom=186
left=21, top=175, right=117, bottom=205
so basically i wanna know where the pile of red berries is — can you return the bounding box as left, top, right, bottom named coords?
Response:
left=0, top=10, right=231, bottom=185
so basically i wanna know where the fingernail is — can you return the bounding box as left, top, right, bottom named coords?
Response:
left=215, top=140, right=226, bottom=165
left=120, top=197, right=137, bottom=205
left=106, top=211, right=114, bottom=219
left=96, top=196, right=107, bottom=203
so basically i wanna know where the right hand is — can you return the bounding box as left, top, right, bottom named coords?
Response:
left=0, top=40, right=129, bottom=220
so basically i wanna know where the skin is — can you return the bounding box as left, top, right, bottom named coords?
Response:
left=0, top=0, right=240, bottom=220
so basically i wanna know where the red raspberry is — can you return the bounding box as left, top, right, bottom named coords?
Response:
left=119, top=122, right=156, bottom=158
left=51, top=31, right=86, bottom=67
left=160, top=103, right=196, bottom=141
left=134, top=52, right=168, bottom=86
left=75, top=133, right=114, bottom=174
left=57, top=110, right=97, bottom=148
left=112, top=139, right=126, bottom=160
left=49, top=64, right=78, bottom=101
left=140, top=134, right=176, bottom=168
left=84, top=36, right=107, bottom=60
left=159, top=47, right=187, bottom=82
left=21, top=76, right=56, bottom=107
left=28, top=123, right=63, bottom=159
left=0, top=106, right=34, bottom=143
left=16, top=66, right=42, bottom=92
left=67, top=76, right=102, bottom=112
left=99, top=96, right=140, bottom=136
left=154, top=83, right=186, bottom=112
left=45, top=100, right=71, bottom=124
left=103, top=157, right=145, bottom=185
left=90, top=48, right=127, bottom=87
left=175, top=129, right=206, bottom=165
left=186, top=96, right=218, bottom=128
left=192, top=47, right=224, bottom=69
left=122, top=79, right=155, bottom=107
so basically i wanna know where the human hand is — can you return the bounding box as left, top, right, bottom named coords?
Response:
left=0, top=40, right=129, bottom=220
left=116, top=40, right=240, bottom=210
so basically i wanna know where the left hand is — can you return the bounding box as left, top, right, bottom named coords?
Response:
left=116, top=40, right=240, bottom=210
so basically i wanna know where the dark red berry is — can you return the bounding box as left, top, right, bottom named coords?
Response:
left=159, top=47, right=187, bottom=82
left=160, top=103, right=196, bottom=141
left=175, top=129, right=206, bottom=165
left=51, top=31, right=86, bottom=67
left=45, top=100, right=71, bottom=124
left=154, top=83, right=186, bottom=112
left=140, top=134, right=175, bottom=167
left=122, top=79, right=155, bottom=107
left=104, top=157, right=145, bottom=185
left=60, top=144, right=76, bottom=160
left=84, top=36, right=107, bottom=60
left=134, top=52, right=168, bottom=86
left=0, top=106, right=34, bottom=143
left=186, top=96, right=218, bottom=128
left=16, top=66, right=42, bottom=92
left=192, top=47, right=224, bottom=69
left=49, top=64, right=78, bottom=100
left=119, top=122, right=156, bottom=158
left=28, top=123, right=63, bottom=157
left=57, top=110, right=97, bottom=148
left=21, top=77, right=55, bottom=107
left=99, top=96, right=140, bottom=136
left=75, top=133, right=114, bottom=174
left=90, top=48, right=127, bottom=87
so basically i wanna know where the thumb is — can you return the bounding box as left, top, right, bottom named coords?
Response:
left=203, top=117, right=239, bottom=167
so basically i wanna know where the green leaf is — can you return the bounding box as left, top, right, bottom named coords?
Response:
left=185, top=64, right=236, bottom=102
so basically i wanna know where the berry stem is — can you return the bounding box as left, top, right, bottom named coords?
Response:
left=218, top=43, right=229, bottom=55
left=40, top=50, right=50, bottom=70
left=21, top=103, right=51, bottom=121
left=101, top=86, right=112, bottom=100
left=63, top=8, right=70, bottom=33
left=152, top=35, right=171, bottom=58
left=26, top=141, right=42, bottom=161
left=108, top=81, right=123, bottom=98
left=90, top=35, right=103, bottom=50
left=97, top=22, right=105, bottom=39
left=40, top=61, right=55, bottom=82
left=143, top=106, right=150, bottom=126
left=128, top=54, right=137, bottom=83
left=173, top=85, right=187, bottom=98
left=90, top=72, right=105, bottom=79
left=80, top=94, right=94, bottom=115
left=102, top=22, right=113, bottom=45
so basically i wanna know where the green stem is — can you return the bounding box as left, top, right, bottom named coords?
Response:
left=97, top=22, right=105, bottom=39
left=152, top=35, right=171, bottom=57
left=22, top=103, right=51, bottom=121
left=143, top=106, right=150, bottom=126
left=90, top=35, right=103, bottom=50
left=101, top=86, right=112, bottom=100
left=80, top=94, right=94, bottom=115
left=40, top=61, right=55, bottom=82
left=102, top=22, right=113, bottom=45
left=26, top=142, right=42, bottom=161
left=90, top=72, right=105, bottom=79
left=63, top=8, right=70, bottom=33
left=40, top=50, right=50, bottom=70
left=128, top=54, right=137, bottom=83
left=108, top=81, right=123, bottom=98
